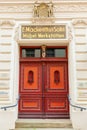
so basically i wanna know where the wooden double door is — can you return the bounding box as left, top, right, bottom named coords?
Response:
left=19, top=60, right=69, bottom=118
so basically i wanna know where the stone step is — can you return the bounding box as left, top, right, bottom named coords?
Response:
left=15, top=128, right=74, bottom=130
left=15, top=119, right=73, bottom=128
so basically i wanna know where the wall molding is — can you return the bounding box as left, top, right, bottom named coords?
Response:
left=32, top=17, right=55, bottom=24
left=54, top=4, right=87, bottom=12
left=14, top=26, right=19, bottom=42
left=0, top=20, right=15, bottom=26
left=68, top=26, right=73, bottom=42
left=0, top=3, right=87, bottom=13
left=72, top=19, right=87, bottom=26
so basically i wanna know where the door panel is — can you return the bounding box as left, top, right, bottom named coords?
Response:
left=44, top=62, right=69, bottom=117
left=50, top=66, right=64, bottom=90
left=24, top=67, right=38, bottom=90
left=19, top=61, right=69, bottom=118
left=45, top=97, right=68, bottom=112
left=19, top=62, right=43, bottom=117
left=20, top=62, right=42, bottom=93
left=19, top=97, right=42, bottom=112
left=45, top=63, right=67, bottom=93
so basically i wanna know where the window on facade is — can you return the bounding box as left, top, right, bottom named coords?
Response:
left=54, top=49, right=66, bottom=57
left=22, top=48, right=66, bottom=58
left=46, top=48, right=66, bottom=57
left=46, top=49, right=55, bottom=57
left=22, top=48, right=41, bottom=58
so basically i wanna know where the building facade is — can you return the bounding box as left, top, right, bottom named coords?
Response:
left=0, top=0, right=87, bottom=130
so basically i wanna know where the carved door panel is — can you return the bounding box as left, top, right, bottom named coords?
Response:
left=19, top=62, right=43, bottom=118
left=19, top=61, right=69, bottom=118
left=44, top=62, right=69, bottom=118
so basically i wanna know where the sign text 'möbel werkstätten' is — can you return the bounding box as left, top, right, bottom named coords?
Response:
left=21, top=25, right=66, bottom=39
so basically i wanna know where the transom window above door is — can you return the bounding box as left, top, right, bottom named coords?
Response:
left=21, top=46, right=67, bottom=58
left=22, top=48, right=41, bottom=58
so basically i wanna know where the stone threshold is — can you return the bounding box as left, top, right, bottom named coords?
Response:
left=15, top=119, right=73, bottom=128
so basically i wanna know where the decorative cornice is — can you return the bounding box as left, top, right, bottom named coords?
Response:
left=32, top=17, right=55, bottom=24
left=0, top=4, right=87, bottom=13
left=0, top=5, right=32, bottom=13
left=0, top=20, right=15, bottom=26
left=72, top=19, right=87, bottom=26
left=54, top=4, right=87, bottom=12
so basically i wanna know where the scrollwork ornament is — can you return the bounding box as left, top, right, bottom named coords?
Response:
left=32, top=17, right=55, bottom=24
left=0, top=3, right=87, bottom=13
left=72, top=19, right=87, bottom=26
left=68, top=26, right=73, bottom=42
left=0, top=20, right=15, bottom=26
left=33, top=1, right=54, bottom=18
left=14, top=27, right=19, bottom=42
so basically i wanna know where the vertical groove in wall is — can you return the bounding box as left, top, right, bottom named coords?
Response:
left=0, top=24, right=14, bottom=103
left=74, top=25, right=87, bottom=103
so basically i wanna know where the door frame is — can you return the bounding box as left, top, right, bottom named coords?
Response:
left=19, top=46, right=69, bottom=118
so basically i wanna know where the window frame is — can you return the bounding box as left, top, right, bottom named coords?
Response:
left=20, top=46, right=68, bottom=59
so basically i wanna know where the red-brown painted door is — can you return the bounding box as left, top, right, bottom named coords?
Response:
left=19, top=61, right=69, bottom=118
left=19, top=62, right=43, bottom=118
left=44, top=61, right=69, bottom=118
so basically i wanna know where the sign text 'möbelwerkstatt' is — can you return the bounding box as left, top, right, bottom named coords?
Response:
left=21, top=25, right=66, bottom=39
